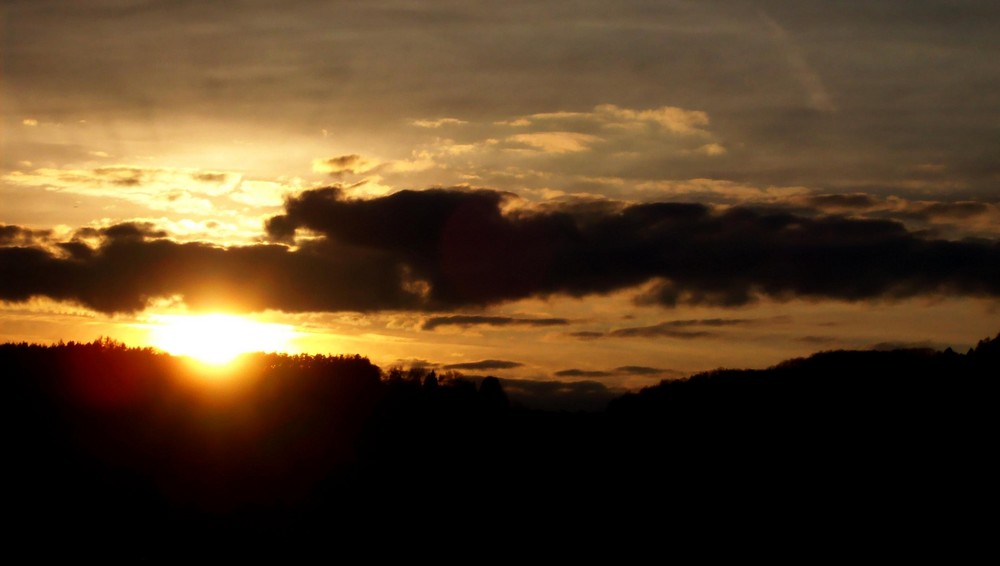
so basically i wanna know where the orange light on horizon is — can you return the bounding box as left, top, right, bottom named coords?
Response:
left=148, top=313, right=295, bottom=365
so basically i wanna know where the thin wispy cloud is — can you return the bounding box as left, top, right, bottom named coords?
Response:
left=422, top=315, right=569, bottom=331
left=442, top=359, right=524, bottom=371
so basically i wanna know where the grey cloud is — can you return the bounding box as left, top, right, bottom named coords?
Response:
left=554, top=369, right=614, bottom=378
left=614, top=366, right=681, bottom=377
left=610, top=327, right=713, bottom=339
left=422, top=315, right=569, bottom=330
left=101, top=222, right=168, bottom=241
left=442, top=359, right=523, bottom=371
left=570, top=318, right=760, bottom=340
left=805, top=193, right=880, bottom=210
left=392, top=358, right=440, bottom=369
left=92, top=166, right=147, bottom=187
left=567, top=331, right=605, bottom=340
left=314, top=154, right=379, bottom=176
left=777, top=195, right=1000, bottom=239
left=0, top=225, right=51, bottom=246
left=553, top=366, right=683, bottom=379
left=910, top=202, right=992, bottom=221
left=191, top=172, right=229, bottom=183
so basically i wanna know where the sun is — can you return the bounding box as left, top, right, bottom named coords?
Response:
left=149, top=313, right=295, bottom=365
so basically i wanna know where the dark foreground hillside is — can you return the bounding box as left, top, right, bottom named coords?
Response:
left=3, top=335, right=997, bottom=546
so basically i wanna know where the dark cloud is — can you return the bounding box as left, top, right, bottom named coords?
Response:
left=692, top=318, right=764, bottom=327
left=101, top=222, right=168, bottom=241
left=0, top=223, right=417, bottom=314
left=442, top=360, right=523, bottom=371
left=2, top=187, right=999, bottom=314
left=910, top=202, right=992, bottom=221
left=554, top=369, right=614, bottom=378
left=93, top=166, right=145, bottom=187
left=567, top=331, right=605, bottom=340
left=191, top=172, right=229, bottom=183
left=0, top=225, right=50, bottom=246
left=780, top=195, right=998, bottom=235
left=554, top=365, right=685, bottom=380
left=393, top=358, right=440, bottom=369
left=266, top=187, right=1000, bottom=310
left=614, top=366, right=680, bottom=377
left=611, top=327, right=712, bottom=339
left=569, top=318, right=759, bottom=340
left=805, top=193, right=880, bottom=210
left=69, top=222, right=168, bottom=243
left=422, top=315, right=569, bottom=331
left=314, top=155, right=377, bottom=176
left=610, top=318, right=755, bottom=338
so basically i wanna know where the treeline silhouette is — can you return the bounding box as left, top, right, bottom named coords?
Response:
left=4, top=334, right=997, bottom=541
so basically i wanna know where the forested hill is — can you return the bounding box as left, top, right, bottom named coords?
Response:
left=606, top=333, right=997, bottom=479
left=3, top=334, right=997, bottom=541
left=610, top=332, right=999, bottom=418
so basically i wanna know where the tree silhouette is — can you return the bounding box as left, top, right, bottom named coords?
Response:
left=3, top=332, right=997, bottom=539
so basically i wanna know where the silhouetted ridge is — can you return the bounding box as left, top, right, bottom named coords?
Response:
left=3, top=333, right=997, bottom=540
left=606, top=336, right=996, bottom=498
left=610, top=333, right=999, bottom=417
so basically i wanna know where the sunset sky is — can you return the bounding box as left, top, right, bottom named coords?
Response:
left=2, top=1, right=998, bottom=395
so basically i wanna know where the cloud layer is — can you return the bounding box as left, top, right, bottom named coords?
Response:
left=2, top=187, right=999, bottom=314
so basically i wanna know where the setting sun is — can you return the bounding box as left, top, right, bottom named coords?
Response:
left=149, top=314, right=294, bottom=364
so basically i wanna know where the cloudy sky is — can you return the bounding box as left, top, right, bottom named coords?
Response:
left=2, top=1, right=998, bottom=395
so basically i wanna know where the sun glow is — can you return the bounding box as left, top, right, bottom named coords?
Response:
left=149, top=314, right=294, bottom=364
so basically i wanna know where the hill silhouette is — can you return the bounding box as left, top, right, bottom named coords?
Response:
left=3, top=333, right=997, bottom=543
